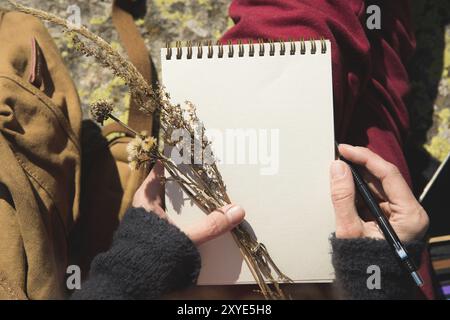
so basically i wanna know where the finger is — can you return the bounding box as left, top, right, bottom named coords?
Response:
left=379, top=202, right=392, bottom=219
left=360, top=169, right=388, bottom=201
left=338, top=144, right=415, bottom=205
left=151, top=160, right=166, bottom=209
left=183, top=204, right=245, bottom=245
left=132, top=160, right=166, bottom=217
left=140, top=160, right=165, bottom=208
left=330, top=160, right=363, bottom=238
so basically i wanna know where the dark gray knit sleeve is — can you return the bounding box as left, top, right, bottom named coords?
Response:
left=330, top=235, right=424, bottom=300
left=71, top=208, right=201, bottom=300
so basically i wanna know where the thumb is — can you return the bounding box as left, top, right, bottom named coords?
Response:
left=330, top=160, right=361, bottom=238
left=132, top=160, right=165, bottom=217
left=183, top=204, right=245, bottom=245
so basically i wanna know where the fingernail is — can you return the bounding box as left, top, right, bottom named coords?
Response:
left=225, top=205, right=245, bottom=224
left=331, top=160, right=346, bottom=179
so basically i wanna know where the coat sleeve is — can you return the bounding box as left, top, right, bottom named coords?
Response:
left=70, top=208, right=201, bottom=300
left=330, top=235, right=425, bottom=299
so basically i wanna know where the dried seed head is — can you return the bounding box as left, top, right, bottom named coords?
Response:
left=127, top=134, right=157, bottom=170
left=90, top=100, right=114, bottom=124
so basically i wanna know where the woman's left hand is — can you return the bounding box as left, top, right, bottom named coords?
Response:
left=132, top=161, right=245, bottom=245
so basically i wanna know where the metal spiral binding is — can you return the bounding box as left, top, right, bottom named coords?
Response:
left=207, top=40, right=213, bottom=58
left=216, top=40, right=224, bottom=58
left=197, top=41, right=203, bottom=59
left=186, top=41, right=192, bottom=59
left=176, top=40, right=182, bottom=59
left=280, top=40, right=286, bottom=56
left=165, top=38, right=327, bottom=60
left=310, top=37, right=317, bottom=54
left=249, top=39, right=255, bottom=57
left=227, top=40, right=234, bottom=58
left=300, top=38, right=306, bottom=54
left=289, top=39, right=295, bottom=55
left=320, top=37, right=327, bottom=54
left=269, top=40, right=275, bottom=56
left=238, top=40, right=244, bottom=57
left=258, top=38, right=265, bottom=56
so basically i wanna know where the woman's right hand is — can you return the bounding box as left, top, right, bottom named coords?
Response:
left=329, top=144, right=429, bottom=242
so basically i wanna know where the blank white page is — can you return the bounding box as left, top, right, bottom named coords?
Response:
left=161, top=40, right=335, bottom=284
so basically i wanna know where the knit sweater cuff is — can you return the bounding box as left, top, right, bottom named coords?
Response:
left=72, top=208, right=201, bottom=300
left=330, top=235, right=424, bottom=300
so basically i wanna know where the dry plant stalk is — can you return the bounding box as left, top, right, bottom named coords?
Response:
left=10, top=1, right=293, bottom=299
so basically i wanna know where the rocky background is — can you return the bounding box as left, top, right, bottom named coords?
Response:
left=2, top=0, right=450, bottom=176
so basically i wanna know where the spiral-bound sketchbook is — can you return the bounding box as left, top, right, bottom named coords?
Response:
left=161, top=40, right=336, bottom=284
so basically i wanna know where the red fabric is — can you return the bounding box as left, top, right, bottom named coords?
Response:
left=221, top=0, right=434, bottom=299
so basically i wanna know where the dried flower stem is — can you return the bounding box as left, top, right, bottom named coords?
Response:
left=108, top=114, right=140, bottom=136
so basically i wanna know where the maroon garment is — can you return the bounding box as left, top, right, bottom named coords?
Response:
left=221, top=0, right=434, bottom=299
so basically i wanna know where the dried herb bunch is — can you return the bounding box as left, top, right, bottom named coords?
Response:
left=10, top=1, right=293, bottom=299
